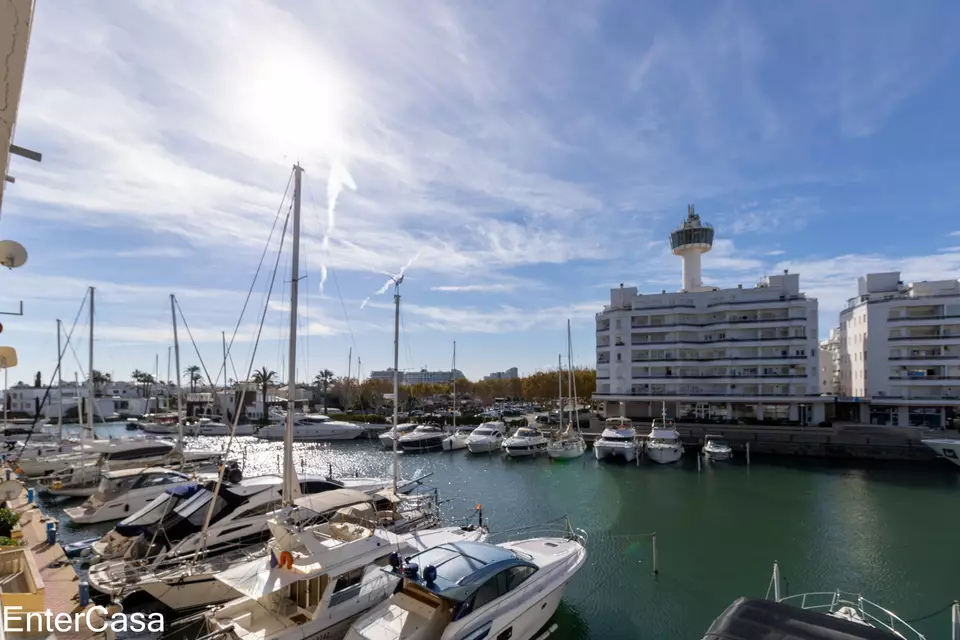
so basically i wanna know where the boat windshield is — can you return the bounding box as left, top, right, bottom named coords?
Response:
left=174, top=489, right=228, bottom=526
left=300, top=416, right=330, bottom=424
left=708, top=439, right=729, bottom=447
left=472, top=428, right=495, bottom=436
left=515, top=428, right=539, bottom=438
left=604, top=432, right=635, bottom=441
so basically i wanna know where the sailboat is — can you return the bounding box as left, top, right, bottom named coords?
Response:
left=442, top=341, right=473, bottom=451
left=548, top=320, right=585, bottom=460
left=90, top=165, right=444, bottom=613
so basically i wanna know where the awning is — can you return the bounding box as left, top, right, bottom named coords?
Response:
left=293, top=488, right=373, bottom=514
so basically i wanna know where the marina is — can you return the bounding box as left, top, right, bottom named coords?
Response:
left=13, top=429, right=960, bottom=639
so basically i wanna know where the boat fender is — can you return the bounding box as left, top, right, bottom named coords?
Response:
left=228, top=467, right=243, bottom=484
left=388, top=552, right=402, bottom=571
left=423, top=565, right=437, bottom=585
left=278, top=551, right=294, bottom=569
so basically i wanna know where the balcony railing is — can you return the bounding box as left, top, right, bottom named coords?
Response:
left=889, top=335, right=960, bottom=341
left=629, top=316, right=807, bottom=330
left=889, top=375, right=960, bottom=380
left=707, top=295, right=806, bottom=308
left=888, top=314, right=960, bottom=322
left=632, top=374, right=807, bottom=379
left=631, top=336, right=807, bottom=345
left=888, top=355, right=953, bottom=360
left=631, top=355, right=809, bottom=362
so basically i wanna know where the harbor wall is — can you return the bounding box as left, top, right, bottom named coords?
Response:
left=583, top=418, right=945, bottom=461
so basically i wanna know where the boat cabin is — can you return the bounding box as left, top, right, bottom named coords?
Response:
left=349, top=542, right=538, bottom=640
left=512, top=428, right=541, bottom=439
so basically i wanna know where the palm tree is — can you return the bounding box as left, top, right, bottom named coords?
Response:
left=91, top=370, right=111, bottom=396
left=184, top=365, right=202, bottom=393
left=251, top=367, right=277, bottom=421
left=314, top=369, right=335, bottom=414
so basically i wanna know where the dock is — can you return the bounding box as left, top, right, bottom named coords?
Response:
left=578, top=419, right=947, bottom=461
left=0, top=467, right=112, bottom=640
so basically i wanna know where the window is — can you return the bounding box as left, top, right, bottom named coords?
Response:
left=505, top=566, right=536, bottom=592
left=329, top=567, right=365, bottom=606
left=455, top=578, right=503, bottom=621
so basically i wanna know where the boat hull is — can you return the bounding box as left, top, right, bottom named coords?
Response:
left=594, top=442, right=637, bottom=462
left=398, top=436, right=445, bottom=453
left=504, top=441, right=547, bottom=458
left=547, top=439, right=585, bottom=460
left=441, top=436, right=468, bottom=451
left=646, top=446, right=684, bottom=464
left=703, top=448, right=732, bottom=461
left=922, top=439, right=960, bottom=468
left=466, top=438, right=502, bottom=453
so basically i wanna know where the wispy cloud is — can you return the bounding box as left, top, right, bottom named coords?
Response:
left=430, top=284, right=518, bottom=293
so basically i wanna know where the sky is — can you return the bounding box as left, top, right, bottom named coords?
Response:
left=3, top=0, right=960, bottom=386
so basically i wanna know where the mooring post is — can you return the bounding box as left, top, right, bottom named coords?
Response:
left=651, top=533, right=658, bottom=575
left=746, top=442, right=751, bottom=466
left=697, top=452, right=701, bottom=472
left=951, top=600, right=959, bottom=640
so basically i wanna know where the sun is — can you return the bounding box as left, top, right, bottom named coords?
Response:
left=238, top=47, right=348, bottom=157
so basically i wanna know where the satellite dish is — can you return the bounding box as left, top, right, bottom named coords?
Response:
left=0, top=240, right=27, bottom=269
left=0, top=481, right=20, bottom=501
left=0, top=347, right=17, bottom=368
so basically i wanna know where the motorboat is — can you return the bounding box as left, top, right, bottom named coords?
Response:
left=344, top=519, right=588, bottom=640
left=701, top=562, right=941, bottom=640
left=194, top=421, right=257, bottom=436
left=398, top=424, right=447, bottom=453
left=702, top=435, right=732, bottom=461
left=503, top=426, right=548, bottom=458
left=465, top=423, right=505, bottom=454
left=94, top=487, right=452, bottom=613
left=593, top=417, right=638, bottom=463
left=88, top=473, right=423, bottom=565
left=921, top=438, right=960, bottom=468
left=380, top=423, right=418, bottom=449
left=203, top=495, right=491, bottom=638
left=645, top=407, right=684, bottom=465
left=5, top=438, right=82, bottom=462
left=441, top=425, right=476, bottom=451
left=1, top=420, right=53, bottom=444
left=256, top=413, right=364, bottom=441
left=64, top=467, right=217, bottom=525
left=18, top=436, right=177, bottom=477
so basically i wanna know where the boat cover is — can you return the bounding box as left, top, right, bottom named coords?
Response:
left=702, top=598, right=903, bottom=640
left=166, top=482, right=201, bottom=497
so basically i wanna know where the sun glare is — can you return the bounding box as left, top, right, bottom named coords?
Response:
left=238, top=49, right=348, bottom=157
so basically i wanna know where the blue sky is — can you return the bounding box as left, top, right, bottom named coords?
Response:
left=4, top=0, right=960, bottom=385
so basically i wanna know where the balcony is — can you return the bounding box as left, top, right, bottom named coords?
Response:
left=631, top=336, right=807, bottom=346
left=629, top=316, right=807, bottom=330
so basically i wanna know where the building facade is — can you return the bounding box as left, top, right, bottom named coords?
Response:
left=368, top=368, right=465, bottom=385
left=594, top=206, right=826, bottom=424
left=819, top=328, right=840, bottom=396
left=836, top=272, right=960, bottom=429
left=484, top=367, right=519, bottom=381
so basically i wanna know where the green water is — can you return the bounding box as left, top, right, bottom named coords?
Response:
left=42, top=431, right=960, bottom=638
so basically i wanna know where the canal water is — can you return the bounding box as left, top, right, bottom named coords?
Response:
left=37, top=426, right=960, bottom=639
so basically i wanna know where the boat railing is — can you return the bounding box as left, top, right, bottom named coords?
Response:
left=488, top=516, right=587, bottom=547
left=777, top=591, right=927, bottom=640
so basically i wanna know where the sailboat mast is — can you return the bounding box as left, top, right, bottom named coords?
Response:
left=282, top=164, right=303, bottom=504
left=557, top=354, right=563, bottom=433
left=391, top=279, right=402, bottom=496
left=567, top=318, right=578, bottom=433
left=56, top=319, right=63, bottom=439
left=87, top=287, right=95, bottom=432
left=170, top=294, right=184, bottom=457
left=347, top=347, right=352, bottom=407
left=452, top=341, right=457, bottom=430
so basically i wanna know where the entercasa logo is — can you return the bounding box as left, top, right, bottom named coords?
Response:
left=1, top=606, right=165, bottom=634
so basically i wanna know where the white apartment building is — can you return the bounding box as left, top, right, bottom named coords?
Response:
left=819, top=328, right=840, bottom=395
left=836, top=271, right=960, bottom=429
left=368, top=368, right=465, bottom=385
left=594, top=206, right=826, bottom=424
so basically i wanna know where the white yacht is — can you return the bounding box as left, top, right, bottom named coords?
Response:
left=593, top=417, right=638, bottom=463
left=96, top=488, right=452, bottom=612
left=465, top=423, right=506, bottom=454
left=256, top=414, right=364, bottom=441
left=195, top=421, right=257, bottom=436
left=63, top=467, right=217, bottom=525
left=379, top=423, right=418, bottom=449
left=441, top=425, right=476, bottom=451
left=703, top=561, right=937, bottom=640
left=703, top=435, right=733, bottom=461
left=503, top=426, right=548, bottom=458
left=645, top=412, right=684, bottom=465
left=398, top=424, right=447, bottom=453
left=344, top=520, right=587, bottom=640
left=203, top=494, right=491, bottom=639
left=18, top=436, right=181, bottom=477
left=921, top=438, right=960, bottom=468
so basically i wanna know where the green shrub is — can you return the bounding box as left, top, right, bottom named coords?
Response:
left=0, top=536, right=23, bottom=547
left=0, top=508, right=20, bottom=538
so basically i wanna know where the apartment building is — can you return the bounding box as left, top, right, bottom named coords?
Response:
left=484, top=367, right=519, bottom=381
left=368, top=368, right=465, bottom=385
left=594, top=206, right=826, bottom=424
left=836, top=272, right=960, bottom=429
left=819, top=328, right=840, bottom=395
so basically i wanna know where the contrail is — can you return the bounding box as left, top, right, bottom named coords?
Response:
left=319, top=157, right=356, bottom=296
left=359, top=252, right=421, bottom=309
